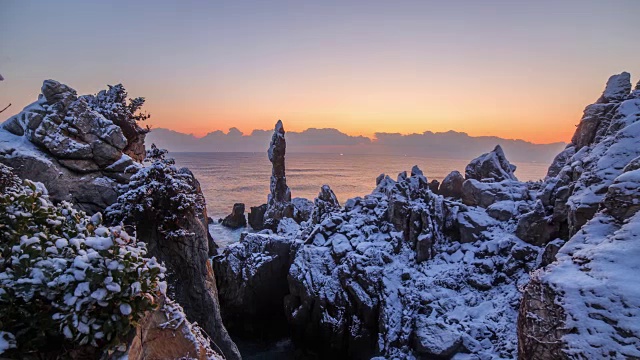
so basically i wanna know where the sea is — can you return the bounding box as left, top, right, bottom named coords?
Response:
left=171, top=152, right=550, bottom=248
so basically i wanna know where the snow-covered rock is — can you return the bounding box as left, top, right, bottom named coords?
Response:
left=212, top=233, right=299, bottom=338
left=440, top=170, right=465, bottom=198
left=465, top=145, right=518, bottom=182
left=518, top=73, right=640, bottom=359
left=0, top=80, right=147, bottom=213
left=263, top=120, right=295, bottom=230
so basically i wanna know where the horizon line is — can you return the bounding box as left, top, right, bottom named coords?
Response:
left=151, top=126, right=568, bottom=146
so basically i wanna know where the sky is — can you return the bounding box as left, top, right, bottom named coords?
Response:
left=1, top=0, right=639, bottom=144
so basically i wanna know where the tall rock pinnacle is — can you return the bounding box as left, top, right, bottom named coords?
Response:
left=268, top=120, right=291, bottom=203
left=263, top=120, right=293, bottom=229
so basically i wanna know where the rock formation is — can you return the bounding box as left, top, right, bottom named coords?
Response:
left=439, top=170, right=464, bottom=198
left=213, top=233, right=298, bottom=339
left=465, top=144, right=517, bottom=182
left=518, top=73, right=640, bottom=359
left=248, top=204, right=267, bottom=229
left=116, top=297, right=224, bottom=360
left=0, top=80, right=146, bottom=213
left=311, top=185, right=340, bottom=223
left=106, top=155, right=241, bottom=360
left=262, top=120, right=294, bottom=230
left=221, top=203, right=247, bottom=229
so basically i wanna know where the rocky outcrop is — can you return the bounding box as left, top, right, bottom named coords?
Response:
left=116, top=296, right=224, bottom=360
left=440, top=170, right=464, bottom=198
left=518, top=73, right=640, bottom=359
left=262, top=120, right=294, bottom=230
left=0, top=80, right=146, bottom=214
left=221, top=203, right=247, bottom=229
left=311, top=185, right=340, bottom=223
left=292, top=197, right=314, bottom=224
left=106, top=152, right=240, bottom=360
left=212, top=233, right=298, bottom=339
left=248, top=204, right=267, bottom=230
left=465, top=145, right=517, bottom=182
left=540, top=72, right=640, bottom=237
left=461, top=178, right=529, bottom=208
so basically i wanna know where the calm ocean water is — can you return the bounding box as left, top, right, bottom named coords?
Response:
left=171, top=152, right=550, bottom=246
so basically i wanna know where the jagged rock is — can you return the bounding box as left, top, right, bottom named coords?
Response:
left=544, top=71, right=640, bottom=236
left=457, top=208, right=495, bottom=243
left=0, top=138, right=119, bottom=214
left=518, top=211, right=640, bottom=359
left=292, top=197, right=314, bottom=223
left=312, top=185, right=341, bottom=223
left=465, top=145, right=517, bottom=182
left=0, top=80, right=148, bottom=213
left=518, top=74, right=640, bottom=357
left=461, top=179, right=529, bottom=208
left=221, top=203, right=246, bottom=229
left=111, top=164, right=240, bottom=360
left=440, top=170, right=464, bottom=198
left=601, top=156, right=640, bottom=221
left=248, top=203, right=267, bottom=230
left=515, top=200, right=560, bottom=246
left=262, top=120, right=294, bottom=230
left=118, top=297, right=224, bottom=360
left=212, top=233, right=296, bottom=338
left=546, top=145, right=575, bottom=178
left=428, top=179, right=440, bottom=193
left=597, top=71, right=632, bottom=103
left=538, top=238, right=564, bottom=268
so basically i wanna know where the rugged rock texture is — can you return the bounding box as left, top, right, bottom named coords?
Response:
left=462, top=178, right=529, bottom=208
left=248, top=203, right=267, bottom=230
left=465, top=145, right=517, bottom=182
left=263, top=120, right=294, bottom=230
left=518, top=73, right=640, bottom=359
left=0, top=80, right=146, bottom=214
left=292, top=197, right=314, bottom=224
left=125, top=169, right=240, bottom=360
left=311, top=185, right=340, bottom=223
left=439, top=170, right=464, bottom=198
left=117, top=297, right=224, bottom=360
left=538, top=72, right=640, bottom=237
left=212, top=233, right=298, bottom=338
left=221, top=203, right=247, bottom=229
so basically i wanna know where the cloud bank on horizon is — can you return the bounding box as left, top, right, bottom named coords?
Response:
left=147, top=126, right=566, bottom=164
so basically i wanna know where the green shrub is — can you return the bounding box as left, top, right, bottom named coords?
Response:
left=0, top=165, right=166, bottom=356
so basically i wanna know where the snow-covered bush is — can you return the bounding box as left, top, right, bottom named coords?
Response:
left=83, top=83, right=150, bottom=130
left=0, top=165, right=166, bottom=355
left=106, top=144, right=205, bottom=240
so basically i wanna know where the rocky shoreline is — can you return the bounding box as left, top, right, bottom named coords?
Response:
left=1, top=72, right=639, bottom=359
left=212, top=72, right=640, bottom=359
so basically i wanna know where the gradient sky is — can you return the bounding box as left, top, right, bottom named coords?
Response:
left=2, top=0, right=639, bottom=144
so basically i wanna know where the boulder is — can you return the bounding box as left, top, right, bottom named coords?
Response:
left=411, top=317, right=463, bottom=357
left=221, top=203, right=247, bottom=229
left=439, top=170, right=464, bottom=198
left=292, top=197, right=314, bottom=223
left=312, top=185, right=341, bottom=223
left=465, top=145, right=517, bottom=182
left=248, top=204, right=267, bottom=230
left=461, top=179, right=529, bottom=208
left=515, top=200, right=560, bottom=246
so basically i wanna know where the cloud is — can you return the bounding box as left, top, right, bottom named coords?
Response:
left=146, top=126, right=566, bottom=164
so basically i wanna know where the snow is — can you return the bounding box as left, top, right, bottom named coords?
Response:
left=542, top=211, right=640, bottom=358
